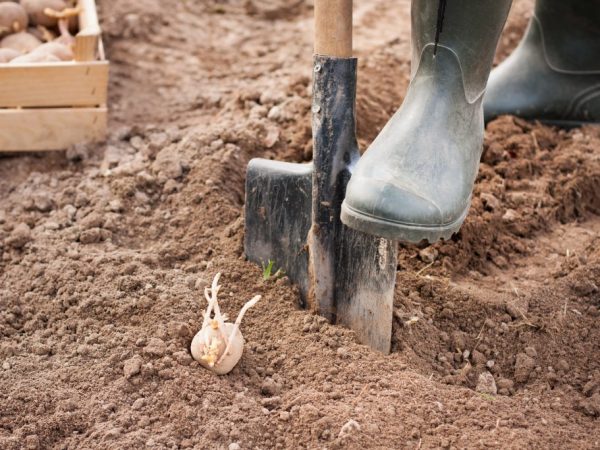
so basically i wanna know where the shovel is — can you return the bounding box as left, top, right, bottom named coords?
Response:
left=244, top=0, right=397, bottom=353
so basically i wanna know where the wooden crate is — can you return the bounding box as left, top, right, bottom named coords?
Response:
left=0, top=0, right=109, bottom=152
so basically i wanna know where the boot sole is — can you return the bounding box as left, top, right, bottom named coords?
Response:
left=340, top=201, right=470, bottom=244
left=486, top=117, right=598, bottom=129
left=539, top=119, right=598, bottom=129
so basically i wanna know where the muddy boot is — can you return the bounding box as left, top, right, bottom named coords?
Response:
left=484, top=1, right=600, bottom=126
left=341, top=0, right=512, bottom=243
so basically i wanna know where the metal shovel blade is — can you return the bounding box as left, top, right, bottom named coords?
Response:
left=244, top=56, right=396, bottom=353
left=245, top=159, right=312, bottom=306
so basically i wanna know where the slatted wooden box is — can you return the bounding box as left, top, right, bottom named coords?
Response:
left=0, top=0, right=108, bottom=152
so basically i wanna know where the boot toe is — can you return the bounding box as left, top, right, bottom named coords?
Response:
left=343, top=176, right=444, bottom=227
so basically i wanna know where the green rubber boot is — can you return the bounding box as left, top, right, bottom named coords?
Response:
left=484, top=0, right=600, bottom=126
left=341, top=0, right=512, bottom=243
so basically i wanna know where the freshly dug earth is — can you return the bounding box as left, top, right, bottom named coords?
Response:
left=1, top=0, right=599, bottom=449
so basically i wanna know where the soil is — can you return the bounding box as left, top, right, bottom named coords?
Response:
left=1, top=0, right=599, bottom=449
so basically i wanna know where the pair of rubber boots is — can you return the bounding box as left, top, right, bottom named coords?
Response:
left=341, top=0, right=600, bottom=243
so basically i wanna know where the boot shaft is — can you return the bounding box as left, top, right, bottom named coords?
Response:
left=411, top=0, right=512, bottom=102
left=534, top=0, right=600, bottom=72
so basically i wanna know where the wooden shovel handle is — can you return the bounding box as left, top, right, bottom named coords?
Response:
left=314, top=0, right=353, bottom=58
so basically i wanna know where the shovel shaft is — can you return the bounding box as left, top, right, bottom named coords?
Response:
left=314, top=0, right=353, bottom=57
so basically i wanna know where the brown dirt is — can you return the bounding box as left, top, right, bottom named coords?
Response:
left=1, top=0, right=599, bottom=449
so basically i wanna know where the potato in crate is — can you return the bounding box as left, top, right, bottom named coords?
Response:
left=0, top=0, right=108, bottom=152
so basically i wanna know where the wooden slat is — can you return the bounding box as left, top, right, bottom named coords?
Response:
left=74, top=33, right=99, bottom=62
left=0, top=61, right=108, bottom=108
left=74, top=0, right=102, bottom=61
left=78, top=0, right=101, bottom=35
left=0, top=108, right=107, bottom=151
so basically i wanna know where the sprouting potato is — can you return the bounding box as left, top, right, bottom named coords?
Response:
left=190, top=273, right=261, bottom=375
left=54, top=17, right=72, bottom=47
left=0, top=47, right=20, bottom=62
left=27, top=25, right=56, bottom=42
left=0, top=2, right=28, bottom=37
left=1, top=3, right=76, bottom=64
left=1, top=30, right=41, bottom=53
left=27, top=40, right=72, bottom=60
left=43, top=3, right=80, bottom=33
left=10, top=49, right=59, bottom=63
left=20, top=0, right=67, bottom=28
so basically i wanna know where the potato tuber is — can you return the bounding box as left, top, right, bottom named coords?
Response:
left=1, top=30, right=41, bottom=52
left=20, top=0, right=66, bottom=28
left=28, top=25, right=55, bottom=42
left=0, top=47, right=20, bottom=62
left=0, top=2, right=28, bottom=37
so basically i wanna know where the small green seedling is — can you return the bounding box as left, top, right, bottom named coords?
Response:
left=261, top=259, right=285, bottom=281
left=262, top=259, right=275, bottom=280
left=478, top=393, right=496, bottom=402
